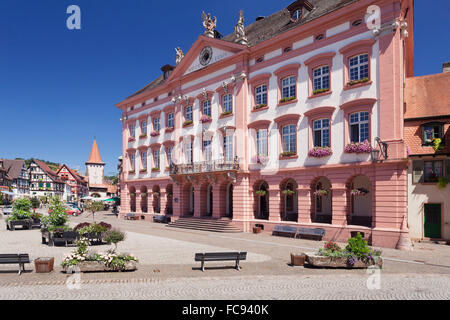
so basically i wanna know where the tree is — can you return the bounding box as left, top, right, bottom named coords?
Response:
left=84, top=201, right=104, bottom=221
left=31, top=197, right=40, bottom=211
left=104, top=230, right=125, bottom=252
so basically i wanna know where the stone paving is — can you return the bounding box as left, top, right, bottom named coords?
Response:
left=1, top=209, right=449, bottom=299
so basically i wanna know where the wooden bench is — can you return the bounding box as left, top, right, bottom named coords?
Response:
left=153, top=215, right=168, bottom=223
left=298, top=228, right=326, bottom=241
left=0, top=254, right=31, bottom=275
left=195, top=252, right=247, bottom=272
left=272, top=225, right=299, bottom=238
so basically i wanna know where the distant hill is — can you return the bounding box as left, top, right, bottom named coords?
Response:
left=15, top=158, right=60, bottom=172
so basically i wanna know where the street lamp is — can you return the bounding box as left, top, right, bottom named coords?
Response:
left=370, top=149, right=380, bottom=163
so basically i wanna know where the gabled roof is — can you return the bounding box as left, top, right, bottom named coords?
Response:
left=57, top=164, right=87, bottom=184
left=34, top=160, right=64, bottom=183
left=1, top=159, right=25, bottom=180
left=123, top=0, right=356, bottom=102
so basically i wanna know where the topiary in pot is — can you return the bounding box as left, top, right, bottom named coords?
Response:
left=104, top=229, right=125, bottom=252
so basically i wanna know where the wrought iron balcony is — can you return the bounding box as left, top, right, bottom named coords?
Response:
left=170, top=157, right=240, bottom=175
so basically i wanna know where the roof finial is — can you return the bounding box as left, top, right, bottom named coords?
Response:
left=234, top=10, right=248, bottom=45
left=202, top=11, right=217, bottom=38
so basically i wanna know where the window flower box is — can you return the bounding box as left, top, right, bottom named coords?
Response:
left=279, top=96, right=296, bottom=104
left=351, top=188, right=369, bottom=196
left=128, top=170, right=136, bottom=174
left=139, top=134, right=147, bottom=139
left=344, top=140, right=373, bottom=154
left=150, top=131, right=160, bottom=137
left=282, top=190, right=295, bottom=196
left=128, top=137, right=136, bottom=142
left=152, top=168, right=160, bottom=173
left=139, top=169, right=147, bottom=173
left=183, top=120, right=193, bottom=127
left=165, top=127, right=175, bottom=134
left=252, top=154, right=269, bottom=165
left=129, top=193, right=136, bottom=197
left=346, top=77, right=369, bottom=87
left=280, top=151, right=297, bottom=158
left=314, top=190, right=329, bottom=197
left=253, top=104, right=268, bottom=110
left=220, top=111, right=233, bottom=118
left=313, top=88, right=330, bottom=95
left=255, top=190, right=267, bottom=196
left=200, top=115, right=212, bottom=123
left=308, top=147, right=333, bottom=158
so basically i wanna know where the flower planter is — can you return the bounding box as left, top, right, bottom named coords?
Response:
left=6, top=220, right=32, bottom=231
left=62, top=261, right=137, bottom=273
left=290, top=253, right=306, bottom=266
left=305, top=253, right=383, bottom=269
left=35, top=257, right=54, bottom=273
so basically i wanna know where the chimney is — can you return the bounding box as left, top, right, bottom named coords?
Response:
left=443, top=62, right=450, bottom=73
left=256, top=16, right=265, bottom=21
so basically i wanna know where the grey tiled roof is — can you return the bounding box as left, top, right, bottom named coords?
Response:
left=126, top=0, right=357, bottom=100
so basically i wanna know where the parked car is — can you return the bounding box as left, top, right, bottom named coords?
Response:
left=67, top=203, right=83, bottom=213
left=2, top=205, right=13, bottom=215
left=48, top=207, right=82, bottom=217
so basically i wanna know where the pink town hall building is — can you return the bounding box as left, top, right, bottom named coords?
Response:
left=116, top=0, right=415, bottom=248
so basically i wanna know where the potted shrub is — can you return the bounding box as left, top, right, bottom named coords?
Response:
left=437, top=177, right=448, bottom=190
left=5, top=198, right=33, bottom=230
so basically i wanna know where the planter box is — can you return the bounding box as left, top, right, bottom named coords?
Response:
left=62, top=261, right=137, bottom=273
left=35, top=257, right=54, bottom=273
left=305, top=253, right=383, bottom=269
left=6, top=220, right=32, bottom=231
left=291, top=253, right=306, bottom=266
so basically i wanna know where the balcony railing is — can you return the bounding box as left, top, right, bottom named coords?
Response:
left=170, top=157, right=240, bottom=175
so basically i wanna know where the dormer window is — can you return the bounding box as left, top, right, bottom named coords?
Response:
left=422, top=122, right=444, bottom=146
left=163, top=71, right=170, bottom=80
left=292, top=8, right=302, bottom=21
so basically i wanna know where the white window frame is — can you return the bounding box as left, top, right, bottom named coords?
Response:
left=153, top=149, right=160, bottom=169
left=167, top=113, right=174, bottom=128
left=153, top=117, right=160, bottom=132
left=255, top=85, right=267, bottom=105
left=185, top=106, right=193, bottom=121
left=349, top=53, right=369, bottom=81
left=313, top=119, right=330, bottom=147
left=141, top=121, right=147, bottom=135
left=141, top=151, right=147, bottom=170
left=313, top=65, right=330, bottom=91
left=224, top=135, right=234, bottom=162
left=281, top=76, right=296, bottom=99
left=186, top=141, right=193, bottom=164
left=282, top=125, right=296, bottom=153
left=222, top=94, right=233, bottom=114
left=203, top=140, right=212, bottom=162
left=349, top=112, right=370, bottom=143
left=256, top=129, right=268, bottom=156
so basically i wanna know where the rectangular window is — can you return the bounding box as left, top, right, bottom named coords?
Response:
left=167, top=146, right=174, bottom=165
left=255, top=85, right=267, bottom=106
left=153, top=149, right=160, bottom=169
left=256, top=129, right=268, bottom=156
left=141, top=121, right=147, bottom=135
left=282, top=76, right=296, bottom=99
left=203, top=140, right=212, bottom=162
left=423, top=123, right=444, bottom=145
left=222, top=94, right=233, bottom=114
left=185, top=106, right=193, bottom=121
left=424, top=161, right=443, bottom=183
left=141, top=151, right=147, bottom=170
left=153, top=118, right=160, bottom=131
left=186, top=142, right=193, bottom=164
left=313, top=66, right=330, bottom=91
left=130, top=154, right=135, bottom=170
left=130, top=124, right=136, bottom=138
left=313, top=119, right=330, bottom=147
left=282, top=125, right=296, bottom=153
left=224, top=136, right=233, bottom=162
left=349, top=54, right=369, bottom=81
left=203, top=101, right=211, bottom=117
left=167, top=113, right=174, bottom=128
left=349, top=112, right=370, bottom=143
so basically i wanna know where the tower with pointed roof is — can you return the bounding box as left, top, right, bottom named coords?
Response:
left=86, top=139, right=105, bottom=187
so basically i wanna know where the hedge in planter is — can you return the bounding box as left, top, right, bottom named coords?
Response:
left=5, top=198, right=33, bottom=230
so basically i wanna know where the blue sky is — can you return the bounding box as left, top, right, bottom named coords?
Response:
left=0, top=0, right=449, bottom=175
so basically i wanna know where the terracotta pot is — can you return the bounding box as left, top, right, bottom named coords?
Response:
left=35, top=257, right=54, bottom=273
left=290, top=253, right=306, bottom=266
left=253, top=227, right=262, bottom=234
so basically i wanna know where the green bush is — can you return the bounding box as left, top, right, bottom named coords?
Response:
left=104, top=229, right=125, bottom=252
left=31, top=197, right=40, bottom=209
left=13, top=198, right=32, bottom=213
left=345, top=232, right=370, bottom=260
left=41, top=197, right=68, bottom=229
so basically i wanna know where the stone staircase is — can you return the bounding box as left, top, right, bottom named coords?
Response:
left=167, top=217, right=242, bottom=233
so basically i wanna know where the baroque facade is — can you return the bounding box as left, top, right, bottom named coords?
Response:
left=116, top=0, right=415, bottom=248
